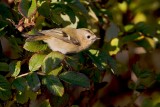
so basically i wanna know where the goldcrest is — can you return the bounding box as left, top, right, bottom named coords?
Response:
left=25, top=27, right=99, bottom=54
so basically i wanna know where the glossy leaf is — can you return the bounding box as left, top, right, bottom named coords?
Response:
left=23, top=41, right=47, bottom=52
left=18, top=0, right=37, bottom=18
left=42, top=52, right=65, bottom=73
left=26, top=72, right=40, bottom=91
left=42, top=75, right=64, bottom=96
left=59, top=71, right=90, bottom=88
left=47, top=66, right=62, bottom=76
left=9, top=61, right=21, bottom=77
left=28, top=0, right=37, bottom=17
left=29, top=53, right=46, bottom=72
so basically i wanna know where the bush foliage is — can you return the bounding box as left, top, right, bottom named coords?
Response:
left=0, top=0, right=160, bottom=106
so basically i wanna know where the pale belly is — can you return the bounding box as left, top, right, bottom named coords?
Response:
left=44, top=38, right=80, bottom=54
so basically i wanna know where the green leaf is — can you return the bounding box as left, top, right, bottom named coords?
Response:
left=28, top=0, right=37, bottom=17
left=23, top=41, right=47, bottom=52
left=0, top=62, right=9, bottom=72
left=68, top=0, right=88, bottom=15
left=9, top=61, right=21, bottom=77
left=29, top=53, right=46, bottom=72
left=50, top=10, right=63, bottom=25
left=26, top=72, right=40, bottom=91
left=16, top=87, right=37, bottom=104
left=0, top=3, right=13, bottom=19
left=42, top=75, right=64, bottom=96
left=42, top=52, right=65, bottom=73
left=50, top=93, right=69, bottom=107
left=88, top=49, right=117, bottom=73
left=64, top=5, right=76, bottom=23
left=18, top=0, right=37, bottom=18
left=48, top=66, right=62, bottom=76
left=59, top=71, right=90, bottom=88
left=39, top=99, right=51, bottom=107
left=16, top=91, right=29, bottom=104
left=0, top=75, right=11, bottom=100
left=65, top=56, right=80, bottom=70
left=27, top=87, right=37, bottom=100
left=12, top=77, right=27, bottom=92
left=38, top=2, right=50, bottom=18
left=76, top=14, right=87, bottom=28
left=18, top=0, right=30, bottom=17
left=120, top=33, right=141, bottom=46
left=88, top=50, right=106, bottom=70
left=135, top=22, right=156, bottom=36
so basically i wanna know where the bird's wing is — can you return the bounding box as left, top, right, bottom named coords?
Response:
left=26, top=28, right=80, bottom=46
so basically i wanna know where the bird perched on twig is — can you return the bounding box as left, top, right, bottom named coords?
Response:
left=24, top=27, right=100, bottom=54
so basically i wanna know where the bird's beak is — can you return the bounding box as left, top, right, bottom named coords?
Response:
left=96, top=37, right=100, bottom=40
left=92, top=37, right=100, bottom=41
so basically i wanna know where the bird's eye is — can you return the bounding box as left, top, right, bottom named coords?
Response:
left=87, top=35, right=91, bottom=39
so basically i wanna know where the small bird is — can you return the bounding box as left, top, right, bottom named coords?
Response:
left=25, top=27, right=99, bottom=54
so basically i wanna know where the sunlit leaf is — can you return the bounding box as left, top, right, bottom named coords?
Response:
left=26, top=72, right=40, bottom=91
left=23, top=41, right=47, bottom=52
left=42, top=52, right=65, bottom=73
left=42, top=75, right=64, bottom=96
left=9, top=61, right=21, bottom=77
left=88, top=49, right=117, bottom=73
left=29, top=53, right=46, bottom=72
left=18, top=0, right=37, bottom=18
left=28, top=0, right=37, bottom=17
left=47, top=66, right=62, bottom=76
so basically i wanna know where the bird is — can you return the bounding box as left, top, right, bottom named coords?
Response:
left=25, top=27, right=100, bottom=54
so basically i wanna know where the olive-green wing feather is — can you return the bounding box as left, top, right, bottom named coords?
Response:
left=25, top=28, right=80, bottom=46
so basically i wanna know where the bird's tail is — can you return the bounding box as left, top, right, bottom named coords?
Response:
left=23, top=33, right=48, bottom=42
